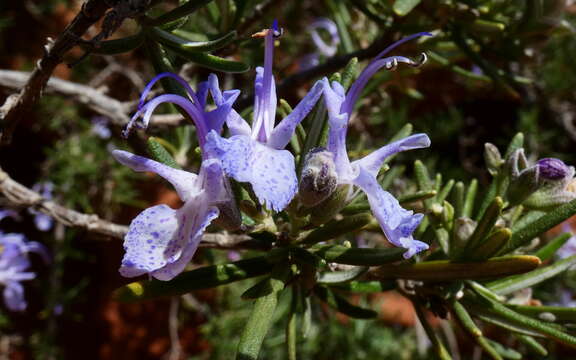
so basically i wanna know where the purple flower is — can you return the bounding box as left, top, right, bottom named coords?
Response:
left=0, top=209, right=20, bottom=222
left=308, top=18, right=340, bottom=57
left=205, top=22, right=324, bottom=211
left=0, top=232, right=49, bottom=311
left=30, top=182, right=54, bottom=232
left=537, top=158, right=569, bottom=180
left=116, top=73, right=240, bottom=281
left=91, top=116, right=112, bottom=139
left=320, top=33, right=432, bottom=259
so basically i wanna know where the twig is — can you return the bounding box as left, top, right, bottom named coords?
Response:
left=0, top=70, right=185, bottom=127
left=0, top=0, right=112, bottom=145
left=0, top=165, right=261, bottom=249
left=166, top=297, right=182, bottom=360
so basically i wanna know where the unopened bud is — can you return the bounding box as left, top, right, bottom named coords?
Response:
left=507, top=165, right=540, bottom=206
left=310, top=184, right=351, bottom=225
left=484, top=143, right=504, bottom=176
left=506, top=148, right=528, bottom=178
left=299, top=148, right=338, bottom=207
left=537, top=158, right=569, bottom=180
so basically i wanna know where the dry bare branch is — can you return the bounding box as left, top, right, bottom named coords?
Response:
left=0, top=166, right=260, bottom=249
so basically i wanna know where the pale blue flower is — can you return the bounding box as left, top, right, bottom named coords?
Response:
left=320, top=32, right=432, bottom=258
left=205, top=21, right=324, bottom=211
left=0, top=232, right=49, bottom=311
left=117, top=73, right=240, bottom=280
left=30, top=182, right=54, bottom=232
left=308, top=18, right=340, bottom=57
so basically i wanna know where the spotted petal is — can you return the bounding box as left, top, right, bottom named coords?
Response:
left=353, top=166, right=428, bottom=259
left=112, top=150, right=198, bottom=202
left=205, top=132, right=297, bottom=211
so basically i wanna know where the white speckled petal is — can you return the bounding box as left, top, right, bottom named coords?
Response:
left=353, top=166, right=428, bottom=259
left=205, top=132, right=297, bottom=211
left=151, top=206, right=219, bottom=281
left=112, top=150, right=198, bottom=202
left=119, top=204, right=181, bottom=278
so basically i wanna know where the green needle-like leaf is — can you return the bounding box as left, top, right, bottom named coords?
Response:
left=393, top=0, right=422, bottom=16
left=503, top=199, right=576, bottom=254
left=485, top=255, right=576, bottom=295
left=464, top=196, right=503, bottom=255
left=312, top=245, right=406, bottom=266
left=147, top=137, right=181, bottom=169
left=164, top=44, right=250, bottom=72
left=371, top=255, right=541, bottom=281
left=508, top=304, right=576, bottom=324
left=148, top=0, right=214, bottom=26
left=534, top=232, right=572, bottom=261
left=114, top=257, right=272, bottom=302
left=302, top=213, right=372, bottom=245
left=331, top=280, right=396, bottom=293
left=236, top=265, right=289, bottom=360
left=318, top=266, right=368, bottom=284
left=151, top=28, right=237, bottom=52
left=82, top=33, right=144, bottom=54
left=313, top=286, right=377, bottom=319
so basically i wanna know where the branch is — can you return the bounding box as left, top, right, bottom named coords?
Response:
left=0, top=166, right=260, bottom=249
left=0, top=0, right=112, bottom=146
left=0, top=70, right=185, bottom=127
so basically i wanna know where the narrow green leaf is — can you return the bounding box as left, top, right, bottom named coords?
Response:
left=148, top=0, right=214, bottom=26
left=236, top=265, right=288, bottom=360
left=312, top=245, right=406, bottom=266
left=286, top=288, right=298, bottom=360
left=464, top=197, right=503, bottom=254
left=313, top=286, right=377, bottom=319
left=164, top=44, right=250, bottom=72
left=145, top=39, right=188, bottom=98
left=393, top=0, right=422, bottom=16
left=318, top=266, right=368, bottom=284
left=515, top=334, right=548, bottom=356
left=466, top=294, right=576, bottom=348
left=241, top=276, right=275, bottom=300
left=451, top=301, right=503, bottom=360
left=437, top=179, right=455, bottom=203
left=485, top=339, right=521, bottom=360
left=151, top=27, right=237, bottom=52
left=372, top=255, right=541, bottom=281
left=534, top=232, right=572, bottom=261
left=463, top=179, right=478, bottom=218
left=485, top=255, right=576, bottom=295
left=509, top=304, right=576, bottom=324
left=302, top=213, right=372, bottom=245
left=113, top=257, right=272, bottom=302
left=83, top=33, right=144, bottom=54
left=414, top=160, right=432, bottom=191
left=504, top=133, right=524, bottom=159
left=466, top=228, right=512, bottom=261
left=297, top=100, right=327, bottom=175
left=503, top=199, right=576, bottom=253
left=340, top=57, right=358, bottom=90
left=147, top=137, right=181, bottom=169
left=331, top=280, right=396, bottom=293
left=453, top=181, right=465, bottom=218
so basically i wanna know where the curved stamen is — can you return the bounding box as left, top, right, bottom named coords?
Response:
left=342, top=32, right=432, bottom=116
left=137, top=72, right=200, bottom=110
left=124, top=94, right=209, bottom=147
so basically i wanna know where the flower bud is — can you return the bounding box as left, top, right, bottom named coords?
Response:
left=505, top=148, right=528, bottom=178
left=537, top=158, right=569, bottom=180
left=484, top=143, right=504, bottom=176
left=310, top=184, right=351, bottom=226
left=299, top=148, right=338, bottom=207
left=507, top=165, right=540, bottom=206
